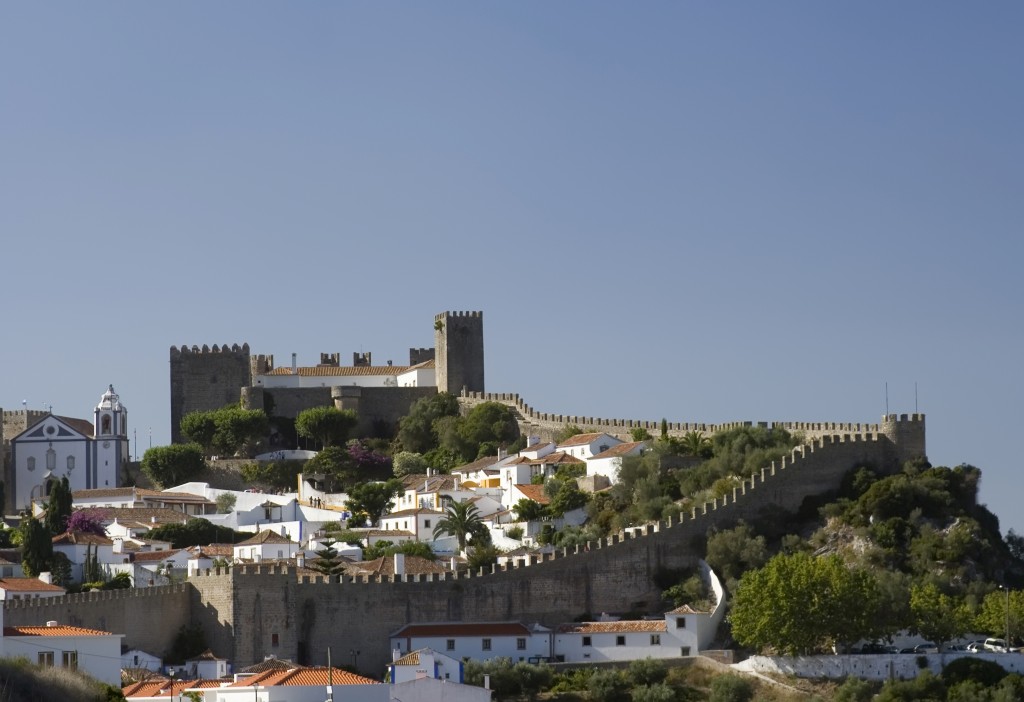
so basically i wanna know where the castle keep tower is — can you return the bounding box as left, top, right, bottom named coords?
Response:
left=434, top=311, right=485, bottom=395
left=169, top=344, right=252, bottom=443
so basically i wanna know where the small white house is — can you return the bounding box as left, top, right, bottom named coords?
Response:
left=4, top=621, right=124, bottom=686
left=185, top=649, right=229, bottom=679
left=585, top=441, right=647, bottom=484
left=388, top=647, right=464, bottom=683
left=390, top=622, right=552, bottom=664
left=233, top=530, right=300, bottom=563
left=555, top=432, right=623, bottom=460
left=0, top=577, right=66, bottom=601
left=379, top=509, right=445, bottom=542
left=121, top=647, right=163, bottom=673
left=51, top=531, right=116, bottom=583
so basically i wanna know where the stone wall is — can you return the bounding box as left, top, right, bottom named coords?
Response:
left=169, top=344, right=252, bottom=444
left=435, top=311, right=484, bottom=395
left=3, top=585, right=191, bottom=659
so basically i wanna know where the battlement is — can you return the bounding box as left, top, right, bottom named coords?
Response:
left=251, top=354, right=274, bottom=374
left=170, top=343, right=250, bottom=357
left=353, top=352, right=372, bottom=367
left=2, top=583, right=188, bottom=610
left=435, top=311, right=483, bottom=321
left=319, top=353, right=341, bottom=366
left=409, top=347, right=435, bottom=365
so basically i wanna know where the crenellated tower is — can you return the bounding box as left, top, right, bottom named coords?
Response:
left=169, top=343, right=252, bottom=443
left=434, top=311, right=485, bottom=395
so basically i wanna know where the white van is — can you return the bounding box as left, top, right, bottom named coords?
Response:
left=983, top=638, right=1009, bottom=652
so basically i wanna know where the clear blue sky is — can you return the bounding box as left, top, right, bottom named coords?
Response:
left=2, top=4, right=1022, bottom=532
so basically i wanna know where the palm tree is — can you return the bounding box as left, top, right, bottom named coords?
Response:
left=433, top=501, right=486, bottom=553
left=680, top=430, right=712, bottom=458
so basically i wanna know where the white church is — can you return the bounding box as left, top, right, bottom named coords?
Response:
left=9, top=385, right=129, bottom=513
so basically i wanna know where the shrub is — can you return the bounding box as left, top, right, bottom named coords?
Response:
left=942, top=655, right=1008, bottom=688
left=631, top=683, right=676, bottom=702
left=708, top=674, right=753, bottom=702
left=834, top=677, right=878, bottom=702
left=587, top=669, right=630, bottom=702
left=628, top=657, right=668, bottom=687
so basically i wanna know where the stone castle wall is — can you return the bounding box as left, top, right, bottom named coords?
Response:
left=10, top=415, right=923, bottom=672
left=169, top=344, right=252, bottom=444
left=3, top=584, right=191, bottom=659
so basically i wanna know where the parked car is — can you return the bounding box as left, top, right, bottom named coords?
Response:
left=984, top=638, right=1010, bottom=652
left=913, top=643, right=939, bottom=653
left=966, top=640, right=985, bottom=652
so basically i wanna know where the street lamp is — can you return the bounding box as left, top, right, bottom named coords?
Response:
left=1000, top=585, right=1011, bottom=651
left=252, top=680, right=259, bottom=702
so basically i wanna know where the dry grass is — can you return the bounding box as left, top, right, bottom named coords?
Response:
left=0, top=657, right=116, bottom=702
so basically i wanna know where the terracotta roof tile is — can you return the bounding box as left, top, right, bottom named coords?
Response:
left=556, top=620, right=666, bottom=634
left=557, top=432, right=613, bottom=448
left=0, top=578, right=66, bottom=593
left=589, top=441, right=646, bottom=460
left=237, top=530, right=295, bottom=546
left=52, top=531, right=114, bottom=546
left=392, top=622, right=532, bottom=638
left=5, top=624, right=113, bottom=636
left=383, top=508, right=444, bottom=518
left=393, top=651, right=421, bottom=665
left=264, top=366, right=410, bottom=377
left=234, top=666, right=380, bottom=687
left=530, top=451, right=584, bottom=465
left=132, top=549, right=183, bottom=563
left=512, top=484, right=550, bottom=505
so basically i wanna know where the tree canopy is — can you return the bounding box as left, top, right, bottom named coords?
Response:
left=141, top=444, right=207, bottom=488
left=180, top=407, right=269, bottom=456
left=433, top=501, right=489, bottom=553
left=295, top=407, right=358, bottom=448
left=145, top=518, right=249, bottom=549
left=44, top=476, right=72, bottom=536
left=346, top=480, right=403, bottom=527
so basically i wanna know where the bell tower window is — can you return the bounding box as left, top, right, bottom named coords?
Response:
left=101, top=415, right=112, bottom=434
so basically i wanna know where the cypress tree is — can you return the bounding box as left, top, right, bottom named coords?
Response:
left=45, top=477, right=72, bottom=535
left=20, top=517, right=53, bottom=577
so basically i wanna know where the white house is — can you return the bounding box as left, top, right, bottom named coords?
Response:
left=233, top=530, right=300, bottom=563
left=121, top=648, right=163, bottom=673
left=390, top=676, right=493, bottom=702
left=555, top=432, right=623, bottom=461
left=9, top=385, right=129, bottom=512
left=182, top=666, right=388, bottom=702
left=185, top=649, right=229, bottom=679
left=379, top=508, right=445, bottom=542
left=0, top=577, right=66, bottom=601
left=388, top=647, right=464, bottom=684
left=3, top=621, right=124, bottom=686
left=554, top=560, right=726, bottom=662
left=585, top=441, right=647, bottom=484
left=397, top=360, right=436, bottom=387
left=390, top=622, right=553, bottom=664
left=51, top=531, right=116, bottom=583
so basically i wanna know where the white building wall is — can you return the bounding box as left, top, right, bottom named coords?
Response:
left=390, top=634, right=551, bottom=664
left=397, top=368, right=436, bottom=387
left=3, top=633, right=123, bottom=686
left=554, top=630, right=680, bottom=663
left=390, top=678, right=491, bottom=702
left=200, top=682, right=389, bottom=702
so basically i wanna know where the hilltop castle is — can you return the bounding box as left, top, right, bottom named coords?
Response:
left=169, top=311, right=484, bottom=443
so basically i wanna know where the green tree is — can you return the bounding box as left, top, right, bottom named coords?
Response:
left=166, top=623, right=207, bottom=664
left=704, top=522, right=769, bottom=594
left=679, top=430, right=713, bottom=459
left=392, top=451, right=429, bottom=477
left=513, top=498, right=547, bottom=522
left=310, top=538, right=346, bottom=576
left=346, top=479, right=403, bottom=527
left=910, top=582, right=972, bottom=650
left=141, top=444, right=206, bottom=488
left=397, top=392, right=461, bottom=453
left=145, top=518, right=248, bottom=548
left=240, top=459, right=305, bottom=491
left=629, top=427, right=653, bottom=442
left=44, top=476, right=73, bottom=535
left=433, top=501, right=488, bottom=553
left=295, top=407, right=358, bottom=448
left=976, top=589, right=1024, bottom=643
left=20, top=516, right=53, bottom=577
left=708, top=675, right=753, bottom=702
left=215, top=493, right=237, bottom=514
left=363, top=540, right=437, bottom=562
left=730, top=552, right=887, bottom=655
left=587, top=668, right=630, bottom=702
left=179, top=411, right=217, bottom=452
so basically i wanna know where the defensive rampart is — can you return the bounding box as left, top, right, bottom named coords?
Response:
left=6, top=414, right=925, bottom=674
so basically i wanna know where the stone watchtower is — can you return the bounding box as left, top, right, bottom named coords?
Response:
left=169, top=344, right=252, bottom=443
left=434, top=311, right=485, bottom=395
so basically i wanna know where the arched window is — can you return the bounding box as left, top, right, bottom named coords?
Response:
left=101, top=415, right=112, bottom=434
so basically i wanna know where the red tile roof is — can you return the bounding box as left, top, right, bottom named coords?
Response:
left=512, top=484, right=550, bottom=505
left=52, top=531, right=114, bottom=546
left=589, top=441, right=646, bottom=460
left=557, top=432, right=614, bottom=448
left=264, top=366, right=410, bottom=376
left=5, top=624, right=114, bottom=637
left=237, top=530, right=295, bottom=546
left=132, top=549, right=183, bottom=563
left=233, top=666, right=381, bottom=687
left=556, top=620, right=666, bottom=634
left=0, top=578, right=66, bottom=593
left=392, top=622, right=532, bottom=638
left=530, top=451, right=584, bottom=466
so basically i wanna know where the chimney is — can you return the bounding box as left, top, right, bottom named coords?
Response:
left=46, top=620, right=58, bottom=627
left=497, top=447, right=506, bottom=459
left=113, top=538, right=123, bottom=554
left=393, top=649, right=402, bottom=662
left=484, top=674, right=491, bottom=690
left=296, top=553, right=305, bottom=568
left=291, top=353, right=297, bottom=375
left=38, top=572, right=52, bottom=584
left=394, top=553, right=405, bottom=576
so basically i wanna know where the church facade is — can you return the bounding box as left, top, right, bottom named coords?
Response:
left=9, top=386, right=129, bottom=512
